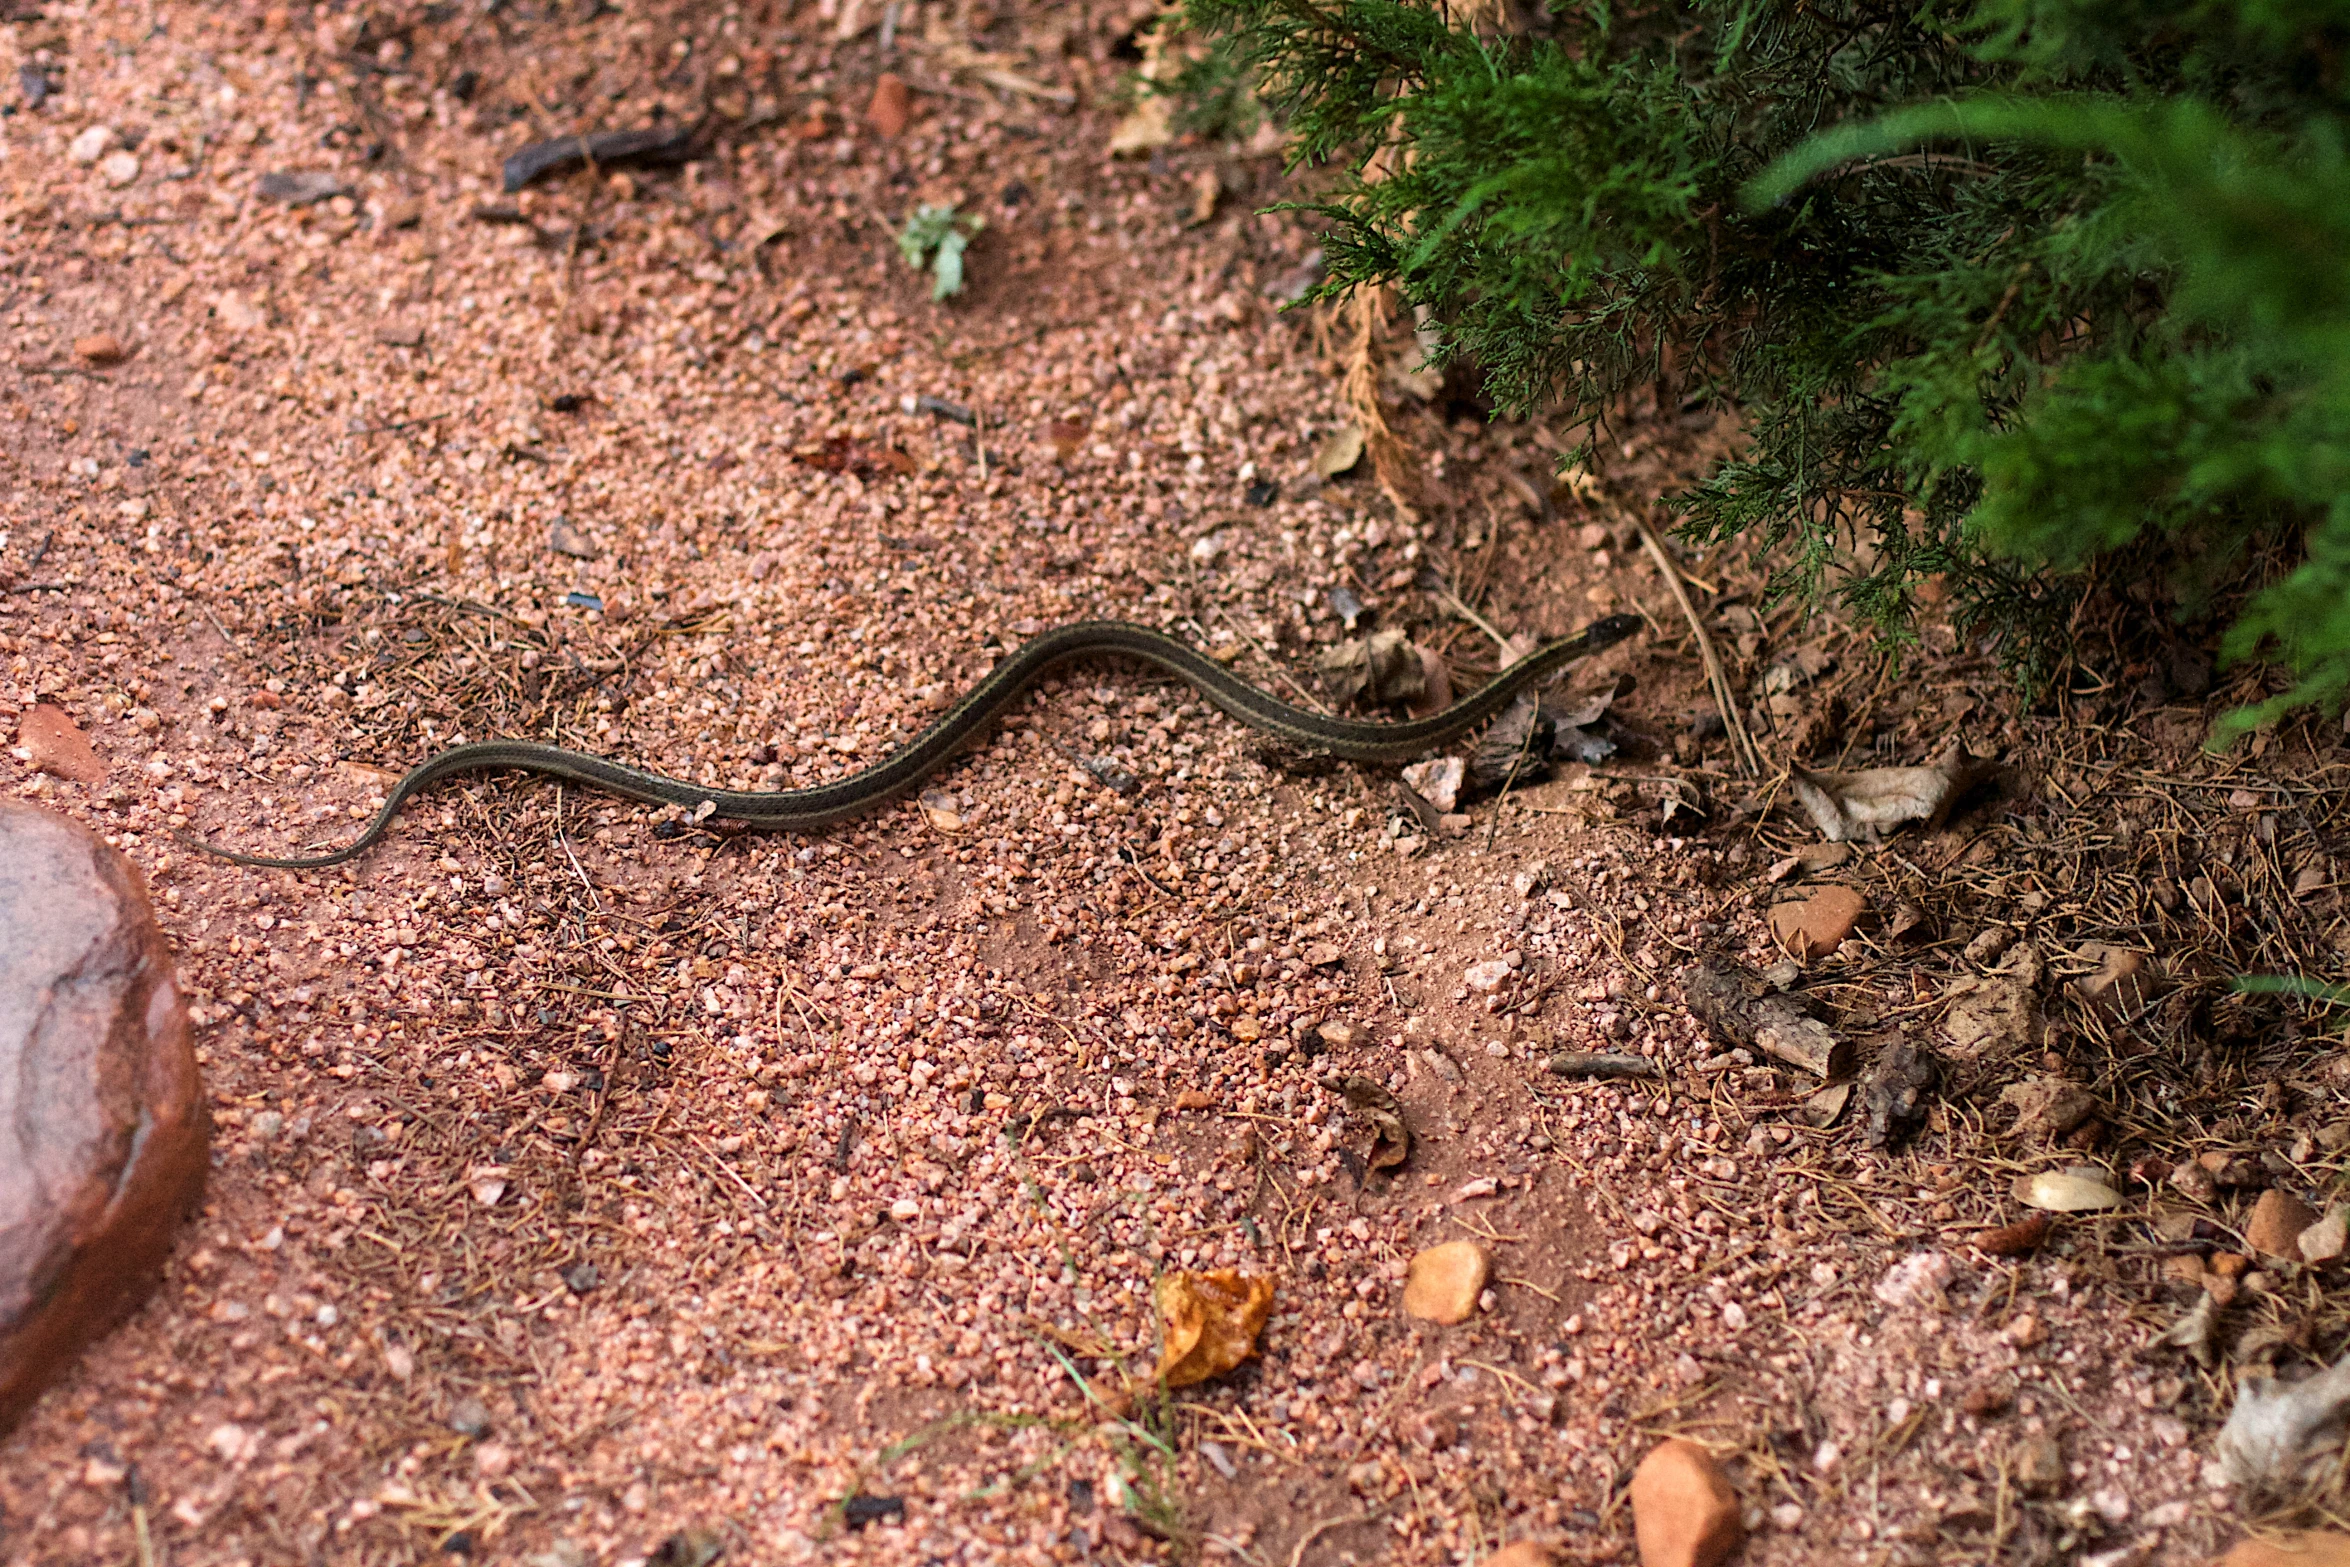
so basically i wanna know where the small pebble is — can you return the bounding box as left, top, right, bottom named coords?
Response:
left=867, top=73, right=911, bottom=138
left=1402, top=1242, right=1489, bottom=1326
left=2247, top=1189, right=2319, bottom=1260
left=68, top=124, right=117, bottom=164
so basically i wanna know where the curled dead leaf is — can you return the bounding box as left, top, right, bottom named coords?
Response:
left=1318, top=630, right=1427, bottom=708
left=1153, top=1269, right=1276, bottom=1388
left=1108, top=95, right=1173, bottom=157
left=1790, top=742, right=1987, bottom=843
left=1328, top=1074, right=1412, bottom=1170
left=1468, top=690, right=1549, bottom=794
left=2159, top=1289, right=2225, bottom=1369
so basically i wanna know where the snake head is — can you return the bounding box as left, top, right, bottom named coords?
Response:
left=1583, top=612, right=1644, bottom=651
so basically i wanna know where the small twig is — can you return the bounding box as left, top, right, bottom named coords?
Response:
left=348, top=410, right=455, bottom=436
left=1182, top=611, right=1329, bottom=716
left=1547, top=1051, right=1663, bottom=1080
left=1482, top=699, right=1541, bottom=853
left=552, top=790, right=605, bottom=914
left=1433, top=588, right=1515, bottom=657
left=1496, top=1275, right=1564, bottom=1303
left=1630, top=515, right=1763, bottom=778
left=1288, top=1509, right=1381, bottom=1567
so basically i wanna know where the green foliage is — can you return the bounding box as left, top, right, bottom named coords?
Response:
left=1154, top=31, right=1267, bottom=141
left=895, top=203, right=983, bottom=300
left=1179, top=0, right=2350, bottom=723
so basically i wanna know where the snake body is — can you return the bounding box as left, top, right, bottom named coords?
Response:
left=188, top=614, right=1641, bottom=870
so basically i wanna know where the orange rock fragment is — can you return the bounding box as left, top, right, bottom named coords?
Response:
left=18, top=705, right=106, bottom=784
left=1484, top=1546, right=1556, bottom=1567
left=2248, top=1189, right=2320, bottom=1261
left=1630, top=1438, right=1745, bottom=1567
left=1402, top=1241, right=1489, bottom=1325
left=867, top=73, right=911, bottom=138
left=1768, top=884, right=1866, bottom=960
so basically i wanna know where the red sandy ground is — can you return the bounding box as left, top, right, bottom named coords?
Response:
left=5, top=2, right=2341, bottom=1565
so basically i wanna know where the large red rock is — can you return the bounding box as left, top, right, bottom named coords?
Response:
left=1630, top=1438, right=1745, bottom=1567
left=0, top=801, right=207, bottom=1433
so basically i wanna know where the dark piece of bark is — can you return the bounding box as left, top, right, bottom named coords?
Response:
left=256, top=170, right=346, bottom=206
left=1548, top=1051, right=1662, bottom=1080
left=1860, top=1038, right=1940, bottom=1149
left=1681, top=956, right=1852, bottom=1078
left=502, top=126, right=694, bottom=193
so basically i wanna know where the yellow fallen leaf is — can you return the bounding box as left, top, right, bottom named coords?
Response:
left=1315, top=423, right=1365, bottom=477
left=1108, top=96, right=1173, bottom=158
left=1153, top=1269, right=1275, bottom=1388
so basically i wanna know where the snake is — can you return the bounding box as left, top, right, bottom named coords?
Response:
left=184, top=613, right=1641, bottom=870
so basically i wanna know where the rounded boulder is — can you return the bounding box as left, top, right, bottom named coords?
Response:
left=0, top=801, right=208, bottom=1432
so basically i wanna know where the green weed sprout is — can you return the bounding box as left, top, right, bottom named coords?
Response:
left=896, top=204, right=983, bottom=301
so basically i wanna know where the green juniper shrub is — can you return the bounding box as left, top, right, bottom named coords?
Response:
left=1173, top=0, right=2350, bottom=730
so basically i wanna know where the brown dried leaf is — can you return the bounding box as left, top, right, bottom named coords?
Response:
left=1317, top=630, right=1426, bottom=708
left=1152, top=1269, right=1275, bottom=1388
left=1329, top=1074, right=1412, bottom=1170
left=1314, top=422, right=1365, bottom=478
left=1799, top=1081, right=1851, bottom=1129
left=1407, top=644, right=1453, bottom=721
left=1468, top=690, right=1547, bottom=794
left=1790, top=741, right=1985, bottom=843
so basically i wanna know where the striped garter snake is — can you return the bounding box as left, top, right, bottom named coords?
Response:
left=186, top=613, right=1639, bottom=870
